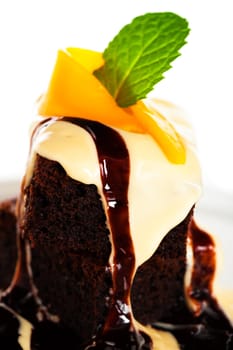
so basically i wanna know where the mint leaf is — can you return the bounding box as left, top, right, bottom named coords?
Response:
left=94, top=12, right=190, bottom=107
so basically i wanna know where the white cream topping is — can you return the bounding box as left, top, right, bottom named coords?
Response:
left=18, top=313, right=33, bottom=350
left=26, top=99, right=202, bottom=270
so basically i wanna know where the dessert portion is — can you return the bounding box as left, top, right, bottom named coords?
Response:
left=0, top=11, right=232, bottom=350
left=20, top=98, right=200, bottom=347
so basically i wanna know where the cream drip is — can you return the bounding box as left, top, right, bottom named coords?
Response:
left=0, top=303, right=33, bottom=350
left=17, top=313, right=33, bottom=350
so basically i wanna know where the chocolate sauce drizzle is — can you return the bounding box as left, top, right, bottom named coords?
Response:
left=188, top=219, right=232, bottom=330
left=62, top=117, right=151, bottom=349
left=0, top=117, right=232, bottom=350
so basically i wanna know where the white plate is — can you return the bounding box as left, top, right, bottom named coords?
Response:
left=0, top=180, right=21, bottom=200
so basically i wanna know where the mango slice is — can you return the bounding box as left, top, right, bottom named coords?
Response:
left=38, top=47, right=186, bottom=164
left=38, top=48, right=142, bottom=132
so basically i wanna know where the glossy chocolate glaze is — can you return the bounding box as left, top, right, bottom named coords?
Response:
left=0, top=118, right=232, bottom=349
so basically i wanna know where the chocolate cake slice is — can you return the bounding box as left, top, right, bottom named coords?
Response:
left=12, top=108, right=202, bottom=350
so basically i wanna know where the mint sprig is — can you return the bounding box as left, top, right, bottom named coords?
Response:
left=94, top=12, right=190, bottom=107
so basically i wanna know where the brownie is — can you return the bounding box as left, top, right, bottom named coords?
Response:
left=23, top=155, right=112, bottom=345
left=21, top=154, right=192, bottom=345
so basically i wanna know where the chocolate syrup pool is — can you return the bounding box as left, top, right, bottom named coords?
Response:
left=0, top=117, right=232, bottom=349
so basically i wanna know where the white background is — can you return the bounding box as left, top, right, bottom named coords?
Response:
left=0, top=0, right=233, bottom=193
